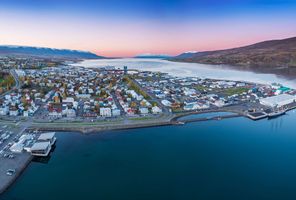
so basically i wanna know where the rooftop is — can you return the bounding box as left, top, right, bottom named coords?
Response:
left=38, top=132, right=56, bottom=141
left=31, top=142, right=51, bottom=151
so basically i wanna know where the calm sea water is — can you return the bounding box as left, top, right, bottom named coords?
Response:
left=2, top=111, right=296, bottom=200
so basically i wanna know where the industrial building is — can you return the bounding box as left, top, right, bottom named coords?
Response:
left=259, top=94, right=296, bottom=108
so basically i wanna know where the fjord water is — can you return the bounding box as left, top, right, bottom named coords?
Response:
left=71, top=58, right=296, bottom=88
left=3, top=111, right=296, bottom=200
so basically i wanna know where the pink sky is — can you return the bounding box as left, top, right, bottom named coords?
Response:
left=0, top=10, right=295, bottom=57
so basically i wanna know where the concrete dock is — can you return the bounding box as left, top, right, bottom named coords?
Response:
left=174, top=113, right=242, bottom=124
left=0, top=152, right=32, bottom=194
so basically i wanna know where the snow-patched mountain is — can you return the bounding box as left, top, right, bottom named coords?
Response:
left=173, top=51, right=201, bottom=59
left=0, top=45, right=104, bottom=59
left=135, top=53, right=172, bottom=59
left=171, top=36, right=296, bottom=68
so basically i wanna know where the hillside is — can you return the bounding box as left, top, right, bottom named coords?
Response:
left=171, top=37, right=296, bottom=68
left=0, top=45, right=104, bottom=59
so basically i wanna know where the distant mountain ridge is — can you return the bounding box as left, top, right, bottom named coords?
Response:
left=174, top=51, right=204, bottom=59
left=0, top=45, right=104, bottom=59
left=171, top=36, right=296, bottom=68
left=135, top=53, right=172, bottom=59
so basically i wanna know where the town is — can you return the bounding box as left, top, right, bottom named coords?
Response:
left=1, top=59, right=296, bottom=194
left=1, top=64, right=296, bottom=121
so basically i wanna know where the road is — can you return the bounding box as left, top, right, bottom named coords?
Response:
left=130, top=77, right=171, bottom=114
left=0, top=69, right=21, bottom=98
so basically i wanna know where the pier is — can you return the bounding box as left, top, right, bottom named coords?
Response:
left=0, top=127, right=56, bottom=194
left=247, top=112, right=268, bottom=120
left=172, top=113, right=242, bottom=124
left=0, top=153, right=32, bottom=194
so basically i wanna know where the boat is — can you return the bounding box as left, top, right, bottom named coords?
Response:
left=268, top=110, right=286, bottom=119
left=175, top=121, right=185, bottom=125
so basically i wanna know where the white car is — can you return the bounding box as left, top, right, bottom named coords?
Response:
left=6, top=169, right=16, bottom=176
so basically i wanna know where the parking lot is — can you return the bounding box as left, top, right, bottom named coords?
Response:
left=0, top=124, right=33, bottom=193
left=0, top=150, right=32, bottom=193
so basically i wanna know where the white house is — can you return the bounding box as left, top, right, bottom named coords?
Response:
left=23, top=110, right=29, bottom=117
left=66, top=109, right=76, bottom=118
left=112, top=108, right=121, bottom=116
left=9, top=109, right=19, bottom=116
left=161, top=100, right=172, bottom=107
left=213, top=100, right=226, bottom=107
left=100, top=107, right=112, bottom=117
left=0, top=106, right=9, bottom=115
left=152, top=106, right=162, bottom=114
left=139, top=107, right=149, bottom=114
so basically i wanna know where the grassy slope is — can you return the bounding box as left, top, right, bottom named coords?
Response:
left=172, top=37, right=296, bottom=68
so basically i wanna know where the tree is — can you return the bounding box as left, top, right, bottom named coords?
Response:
left=130, top=101, right=137, bottom=108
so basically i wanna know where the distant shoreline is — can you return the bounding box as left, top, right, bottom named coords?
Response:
left=71, top=58, right=296, bottom=88
left=168, top=59, right=296, bottom=81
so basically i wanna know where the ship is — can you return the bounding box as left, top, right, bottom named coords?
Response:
left=268, top=110, right=286, bottom=119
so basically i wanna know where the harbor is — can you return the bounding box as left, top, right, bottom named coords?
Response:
left=2, top=110, right=296, bottom=200
left=1, top=94, right=296, bottom=195
left=0, top=128, right=56, bottom=194
left=1, top=102, right=296, bottom=195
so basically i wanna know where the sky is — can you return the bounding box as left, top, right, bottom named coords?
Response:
left=0, top=0, right=296, bottom=57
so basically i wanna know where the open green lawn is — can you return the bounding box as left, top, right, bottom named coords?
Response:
left=195, top=85, right=207, bottom=91
left=129, top=116, right=153, bottom=121
left=223, top=87, right=249, bottom=96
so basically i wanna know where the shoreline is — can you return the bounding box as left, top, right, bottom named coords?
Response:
left=0, top=110, right=243, bottom=195
left=1, top=104, right=296, bottom=195
left=72, top=58, right=296, bottom=88
left=27, top=108, right=246, bottom=134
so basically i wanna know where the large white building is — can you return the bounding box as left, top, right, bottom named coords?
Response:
left=30, top=142, right=51, bottom=157
left=259, top=94, right=296, bottom=108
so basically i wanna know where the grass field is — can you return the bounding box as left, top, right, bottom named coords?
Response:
left=195, top=85, right=207, bottom=91
left=223, top=87, right=249, bottom=96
